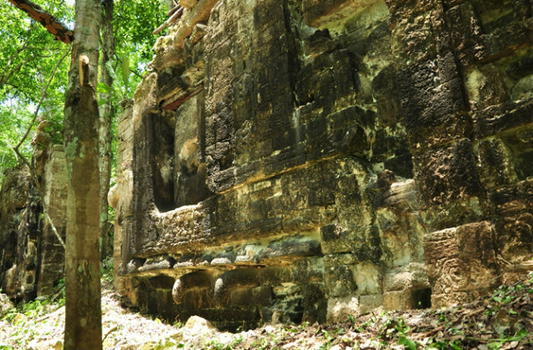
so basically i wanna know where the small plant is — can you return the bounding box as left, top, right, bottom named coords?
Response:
left=487, top=329, right=528, bottom=349
left=229, top=336, right=243, bottom=348
left=19, top=298, right=51, bottom=318
left=205, top=337, right=244, bottom=350
left=398, top=334, right=417, bottom=350
left=152, top=338, right=185, bottom=349
left=206, top=339, right=234, bottom=350
left=101, top=256, right=114, bottom=283
left=346, top=314, right=356, bottom=325
left=437, top=312, right=448, bottom=323
left=428, top=339, right=463, bottom=350
left=172, top=320, right=184, bottom=328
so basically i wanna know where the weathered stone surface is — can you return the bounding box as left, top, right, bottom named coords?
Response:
left=0, top=292, right=14, bottom=316
left=425, top=222, right=500, bottom=307
left=111, top=0, right=532, bottom=329
left=37, top=146, right=67, bottom=297
left=0, top=166, right=31, bottom=299
left=382, top=263, right=430, bottom=310
left=490, top=180, right=533, bottom=263
left=0, top=147, right=67, bottom=302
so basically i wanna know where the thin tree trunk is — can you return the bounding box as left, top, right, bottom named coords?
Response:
left=99, top=0, right=115, bottom=260
left=63, top=0, right=102, bottom=349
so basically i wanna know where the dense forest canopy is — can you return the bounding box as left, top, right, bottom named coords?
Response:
left=0, top=0, right=166, bottom=178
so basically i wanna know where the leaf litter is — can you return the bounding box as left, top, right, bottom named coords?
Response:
left=0, top=274, right=531, bottom=349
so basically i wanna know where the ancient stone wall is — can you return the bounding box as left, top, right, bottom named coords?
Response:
left=113, top=0, right=532, bottom=329
left=0, top=146, right=67, bottom=301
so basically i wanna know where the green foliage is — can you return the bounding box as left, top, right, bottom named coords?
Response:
left=101, top=256, right=114, bottom=283
left=0, top=1, right=72, bottom=179
left=206, top=337, right=243, bottom=350
left=114, top=0, right=165, bottom=61
left=2, top=298, right=52, bottom=348
left=487, top=329, right=528, bottom=349
left=427, top=339, right=463, bottom=350
left=0, top=277, right=66, bottom=348
left=0, top=0, right=164, bottom=181
left=2, top=277, right=65, bottom=323
left=151, top=338, right=185, bottom=349
left=491, top=282, right=524, bottom=304
left=398, top=335, right=417, bottom=350
left=113, top=0, right=166, bottom=99
left=378, top=317, right=421, bottom=350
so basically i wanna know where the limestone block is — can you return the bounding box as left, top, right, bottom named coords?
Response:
left=465, top=66, right=509, bottom=111
left=324, top=255, right=357, bottom=297
left=476, top=138, right=518, bottom=189
left=352, top=263, right=382, bottom=295
left=180, top=0, right=197, bottom=9
left=443, top=2, right=485, bottom=65
left=383, top=288, right=432, bottom=310
left=387, top=0, right=450, bottom=63
left=425, top=221, right=499, bottom=306
left=431, top=291, right=471, bottom=308
left=327, top=296, right=359, bottom=322
left=376, top=208, right=413, bottom=266
left=482, top=21, right=529, bottom=62
left=170, top=0, right=218, bottom=48
left=320, top=224, right=354, bottom=254
left=303, top=0, right=379, bottom=28
left=382, top=263, right=430, bottom=310
left=38, top=147, right=67, bottom=297
left=228, top=286, right=272, bottom=307
left=2, top=265, right=17, bottom=296
left=512, top=74, right=533, bottom=101
left=397, top=54, right=469, bottom=146
left=151, top=36, right=184, bottom=72
left=133, top=73, right=159, bottom=119
left=491, top=180, right=533, bottom=262
left=108, top=184, right=119, bottom=209
left=382, top=179, right=419, bottom=210
left=383, top=263, right=428, bottom=292
left=474, top=100, right=533, bottom=139
left=359, top=294, right=383, bottom=314
left=413, top=139, right=482, bottom=206
left=384, top=290, right=409, bottom=310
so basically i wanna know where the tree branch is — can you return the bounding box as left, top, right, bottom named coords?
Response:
left=14, top=48, right=70, bottom=154
left=0, top=42, right=29, bottom=89
left=153, top=6, right=183, bottom=35
left=45, top=211, right=66, bottom=248
left=7, top=0, right=74, bottom=44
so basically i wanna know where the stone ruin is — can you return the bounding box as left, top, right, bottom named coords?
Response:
left=0, top=146, right=67, bottom=302
left=1, top=0, right=532, bottom=331
left=110, top=0, right=532, bottom=330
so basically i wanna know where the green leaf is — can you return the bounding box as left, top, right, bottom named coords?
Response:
left=97, top=82, right=111, bottom=94
left=121, top=55, right=130, bottom=85
left=398, top=335, right=417, bottom=350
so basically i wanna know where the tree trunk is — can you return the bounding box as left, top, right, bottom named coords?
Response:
left=99, top=0, right=115, bottom=260
left=63, top=0, right=102, bottom=349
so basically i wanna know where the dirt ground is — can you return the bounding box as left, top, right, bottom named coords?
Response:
left=0, top=274, right=531, bottom=349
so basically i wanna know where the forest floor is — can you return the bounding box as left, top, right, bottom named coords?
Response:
left=0, top=273, right=531, bottom=350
